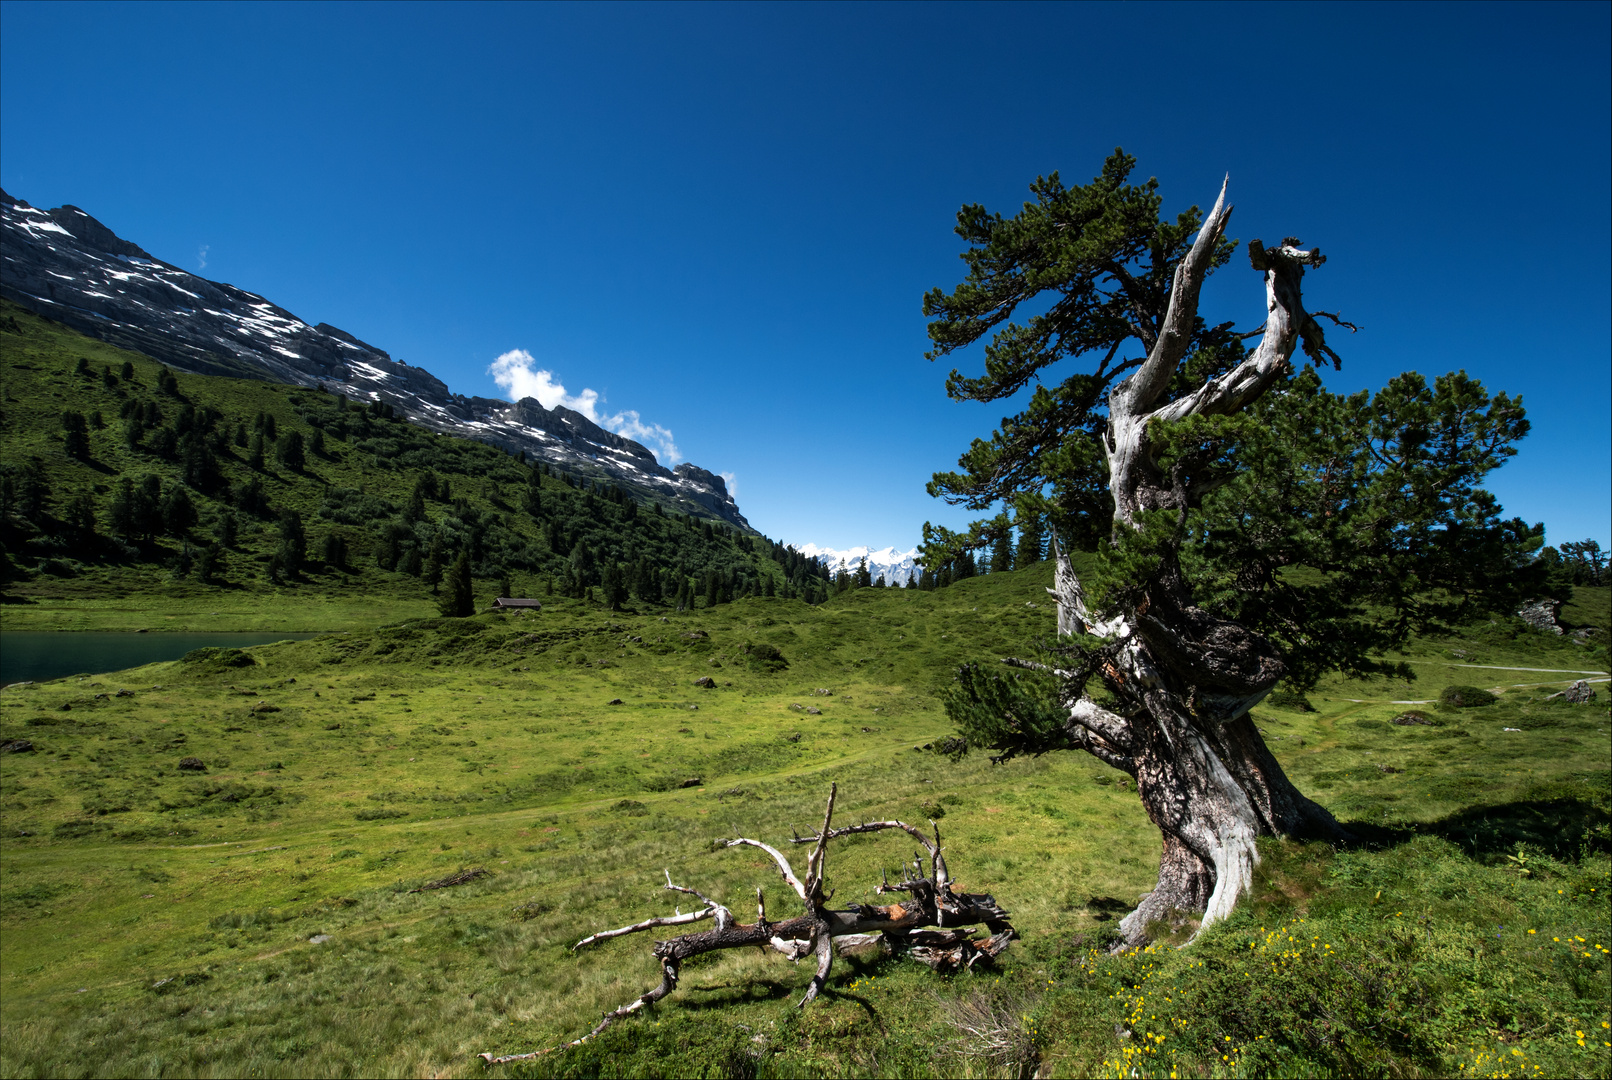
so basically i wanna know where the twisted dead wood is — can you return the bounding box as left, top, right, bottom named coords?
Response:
left=478, top=784, right=1015, bottom=1063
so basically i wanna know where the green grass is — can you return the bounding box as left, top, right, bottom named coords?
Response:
left=1, top=566, right=1607, bottom=1077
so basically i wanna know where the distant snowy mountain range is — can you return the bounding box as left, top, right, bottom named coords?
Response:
left=797, top=544, right=919, bottom=586
left=0, top=189, right=750, bottom=529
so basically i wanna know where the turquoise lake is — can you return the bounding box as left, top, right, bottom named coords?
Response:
left=0, top=632, right=320, bottom=686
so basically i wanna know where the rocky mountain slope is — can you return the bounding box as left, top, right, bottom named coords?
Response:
left=0, top=189, right=749, bottom=529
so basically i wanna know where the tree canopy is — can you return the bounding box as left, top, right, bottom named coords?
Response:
left=923, top=149, right=1543, bottom=697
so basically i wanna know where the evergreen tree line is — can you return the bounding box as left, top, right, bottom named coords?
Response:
left=898, top=512, right=1049, bottom=590
left=2, top=352, right=831, bottom=607
left=0, top=354, right=838, bottom=609
left=364, top=459, right=835, bottom=614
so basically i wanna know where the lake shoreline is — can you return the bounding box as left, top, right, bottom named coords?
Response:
left=0, top=630, right=323, bottom=685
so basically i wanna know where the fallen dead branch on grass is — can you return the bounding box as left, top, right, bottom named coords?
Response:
left=410, top=867, right=489, bottom=893
left=478, top=783, right=1015, bottom=1064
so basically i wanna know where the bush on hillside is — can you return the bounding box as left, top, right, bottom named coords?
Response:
left=746, top=642, right=788, bottom=672
left=1440, top=684, right=1498, bottom=708
left=1266, top=686, right=1316, bottom=712
left=181, top=647, right=255, bottom=668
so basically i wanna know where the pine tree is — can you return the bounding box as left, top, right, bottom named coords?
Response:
left=275, top=430, right=306, bottom=471
left=66, top=493, right=96, bottom=542
left=109, top=478, right=136, bottom=542
left=214, top=508, right=239, bottom=548
left=991, top=530, right=1014, bottom=574
left=277, top=510, right=306, bottom=573
left=322, top=533, right=348, bottom=570
left=925, top=151, right=1542, bottom=943
left=440, top=551, right=474, bottom=617
left=134, top=476, right=162, bottom=540
left=61, top=411, right=90, bottom=459
left=602, top=563, right=627, bottom=611
left=160, top=485, right=198, bottom=538
left=423, top=536, right=446, bottom=591
left=1015, top=513, right=1044, bottom=565
left=195, top=543, right=225, bottom=584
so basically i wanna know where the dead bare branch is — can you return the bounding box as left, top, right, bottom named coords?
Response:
left=480, top=786, right=1016, bottom=1062
left=408, top=867, right=488, bottom=893
left=1308, top=309, right=1359, bottom=333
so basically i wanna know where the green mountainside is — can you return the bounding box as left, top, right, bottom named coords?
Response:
left=0, top=561, right=1606, bottom=1077
left=0, top=300, right=833, bottom=630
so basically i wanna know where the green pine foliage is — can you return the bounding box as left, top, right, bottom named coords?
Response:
left=439, top=551, right=474, bottom=617
left=0, top=301, right=833, bottom=626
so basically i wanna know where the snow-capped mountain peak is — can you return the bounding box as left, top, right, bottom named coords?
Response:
left=797, top=544, right=919, bottom=586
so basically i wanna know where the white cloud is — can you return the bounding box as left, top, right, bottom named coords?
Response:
left=610, top=409, right=681, bottom=466
left=489, top=349, right=600, bottom=417
left=197, top=244, right=209, bottom=271
left=719, top=471, right=738, bottom=500
left=488, top=348, right=682, bottom=465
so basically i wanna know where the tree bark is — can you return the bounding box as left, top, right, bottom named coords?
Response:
left=1046, top=182, right=1350, bottom=946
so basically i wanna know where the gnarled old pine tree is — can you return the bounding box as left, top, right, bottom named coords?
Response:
left=924, top=150, right=1541, bottom=944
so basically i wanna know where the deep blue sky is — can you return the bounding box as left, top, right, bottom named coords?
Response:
left=2, top=1, right=1607, bottom=551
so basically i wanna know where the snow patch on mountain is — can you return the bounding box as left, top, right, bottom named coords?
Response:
left=0, top=187, right=749, bottom=529
left=487, top=348, right=681, bottom=465
left=797, top=544, right=919, bottom=586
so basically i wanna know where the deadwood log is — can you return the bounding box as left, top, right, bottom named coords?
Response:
left=478, top=784, right=1015, bottom=1064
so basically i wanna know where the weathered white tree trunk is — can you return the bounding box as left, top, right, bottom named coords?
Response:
left=1047, top=180, right=1348, bottom=945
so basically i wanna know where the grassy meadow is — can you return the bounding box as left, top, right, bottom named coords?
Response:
left=1, top=564, right=1608, bottom=1078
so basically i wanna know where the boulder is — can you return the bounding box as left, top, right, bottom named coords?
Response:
left=1516, top=598, right=1565, bottom=635
left=177, top=757, right=207, bottom=772
left=1563, top=680, right=1596, bottom=704
left=678, top=777, right=703, bottom=788
left=0, top=739, right=35, bottom=754
left=693, top=676, right=716, bottom=689
left=606, top=698, right=624, bottom=706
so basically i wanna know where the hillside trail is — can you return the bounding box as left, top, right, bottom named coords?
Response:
left=1345, top=660, right=1609, bottom=704
left=1405, top=660, right=1609, bottom=675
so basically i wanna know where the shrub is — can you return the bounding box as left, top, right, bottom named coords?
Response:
left=1266, top=687, right=1316, bottom=712
left=1440, top=684, right=1497, bottom=708
left=181, top=646, right=255, bottom=668
left=746, top=641, right=788, bottom=672
left=52, top=820, right=108, bottom=839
